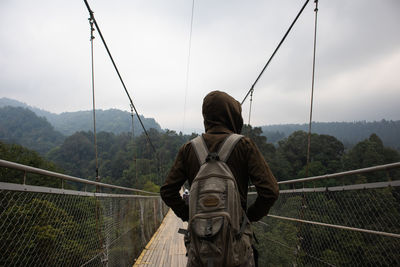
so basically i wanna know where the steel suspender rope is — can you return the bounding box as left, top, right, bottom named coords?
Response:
left=242, top=0, right=310, bottom=127
left=182, top=0, right=195, bottom=133
left=89, top=17, right=100, bottom=184
left=130, top=104, right=138, bottom=182
left=241, top=0, right=310, bottom=106
left=83, top=0, right=162, bottom=186
left=248, top=89, right=254, bottom=125
left=296, top=1, right=319, bottom=265
left=306, top=0, right=319, bottom=177
left=88, top=14, right=106, bottom=266
left=83, top=0, right=157, bottom=155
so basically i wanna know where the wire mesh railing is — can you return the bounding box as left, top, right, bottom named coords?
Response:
left=249, top=162, right=400, bottom=266
left=0, top=159, right=168, bottom=267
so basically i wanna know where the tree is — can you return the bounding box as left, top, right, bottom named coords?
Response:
left=0, top=198, right=87, bottom=266
left=276, top=131, right=344, bottom=180
left=0, top=106, right=64, bottom=154
left=343, top=134, right=400, bottom=183
left=0, top=142, right=63, bottom=187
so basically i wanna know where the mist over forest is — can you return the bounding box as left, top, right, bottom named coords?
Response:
left=1, top=101, right=399, bottom=187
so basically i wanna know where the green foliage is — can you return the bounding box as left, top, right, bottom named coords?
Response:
left=143, top=181, right=160, bottom=193
left=48, top=109, right=162, bottom=136
left=0, top=198, right=85, bottom=266
left=0, top=98, right=162, bottom=136
left=342, top=134, right=400, bottom=183
left=343, top=134, right=400, bottom=169
left=0, top=106, right=64, bottom=154
left=273, top=131, right=344, bottom=180
left=242, top=125, right=276, bottom=161
left=47, top=131, right=95, bottom=179
left=254, top=221, right=298, bottom=266
left=261, top=120, right=400, bottom=150
left=47, top=129, right=192, bottom=191
left=2, top=111, right=400, bottom=266
left=0, top=142, right=64, bottom=187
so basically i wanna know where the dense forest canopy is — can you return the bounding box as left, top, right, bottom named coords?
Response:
left=1, top=103, right=399, bottom=267
left=262, top=120, right=400, bottom=150
left=2, top=123, right=399, bottom=191
left=0, top=106, right=64, bottom=154
left=2, top=97, right=399, bottom=150
left=2, top=116, right=399, bottom=266
left=0, top=98, right=161, bottom=136
left=1, top=98, right=399, bottom=190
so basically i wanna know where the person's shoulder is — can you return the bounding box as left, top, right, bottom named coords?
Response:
left=236, top=135, right=260, bottom=153
left=237, top=135, right=254, bottom=146
left=180, top=138, right=197, bottom=155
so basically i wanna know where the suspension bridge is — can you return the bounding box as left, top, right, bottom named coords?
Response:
left=1, top=0, right=400, bottom=266
left=1, top=159, right=399, bottom=266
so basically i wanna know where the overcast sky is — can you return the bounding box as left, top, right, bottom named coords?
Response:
left=1, top=0, right=399, bottom=133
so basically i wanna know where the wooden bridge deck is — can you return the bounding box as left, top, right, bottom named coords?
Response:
left=133, top=209, right=188, bottom=267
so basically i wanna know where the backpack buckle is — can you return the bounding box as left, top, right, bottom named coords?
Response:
left=206, top=153, right=220, bottom=162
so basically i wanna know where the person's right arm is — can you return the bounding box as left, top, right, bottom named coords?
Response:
left=245, top=139, right=279, bottom=222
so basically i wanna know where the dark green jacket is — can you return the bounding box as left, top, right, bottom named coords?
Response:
left=160, top=91, right=279, bottom=222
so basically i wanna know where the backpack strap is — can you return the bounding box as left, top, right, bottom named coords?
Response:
left=191, top=135, right=209, bottom=165
left=218, top=134, right=243, bottom=162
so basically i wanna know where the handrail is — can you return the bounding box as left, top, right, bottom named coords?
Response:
left=267, top=214, right=400, bottom=239
left=0, top=159, right=159, bottom=195
left=249, top=162, right=400, bottom=189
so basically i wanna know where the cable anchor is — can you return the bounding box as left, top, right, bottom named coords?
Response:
left=88, top=15, right=95, bottom=41
left=248, top=86, right=254, bottom=125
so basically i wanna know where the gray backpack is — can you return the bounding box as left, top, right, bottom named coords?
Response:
left=187, top=134, right=252, bottom=267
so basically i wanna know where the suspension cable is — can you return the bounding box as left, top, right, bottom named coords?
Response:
left=248, top=89, right=254, bottom=125
left=296, top=1, right=319, bottom=265
left=89, top=16, right=99, bottom=183
left=83, top=0, right=157, bottom=155
left=305, top=0, right=319, bottom=177
left=241, top=0, right=310, bottom=106
left=182, top=0, right=195, bottom=133
left=130, top=104, right=138, bottom=182
left=88, top=13, right=105, bottom=265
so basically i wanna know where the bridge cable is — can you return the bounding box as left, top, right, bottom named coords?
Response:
left=296, top=1, right=319, bottom=264
left=130, top=104, right=138, bottom=182
left=89, top=17, right=99, bottom=183
left=83, top=0, right=157, bottom=155
left=83, top=0, right=163, bottom=186
left=305, top=0, right=319, bottom=177
left=241, top=0, right=310, bottom=106
left=88, top=14, right=106, bottom=265
left=182, top=0, right=195, bottom=133
left=248, top=89, right=254, bottom=125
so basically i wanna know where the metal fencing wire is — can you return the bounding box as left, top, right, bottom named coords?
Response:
left=0, top=188, right=167, bottom=267
left=250, top=167, right=400, bottom=266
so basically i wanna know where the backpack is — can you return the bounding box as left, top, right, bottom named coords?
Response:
left=187, top=134, right=253, bottom=267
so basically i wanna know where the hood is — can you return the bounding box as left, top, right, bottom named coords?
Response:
left=202, top=91, right=243, bottom=134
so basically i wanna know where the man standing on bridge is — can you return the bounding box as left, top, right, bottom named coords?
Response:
left=161, top=90, right=279, bottom=267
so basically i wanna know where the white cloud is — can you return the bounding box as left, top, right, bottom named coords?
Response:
left=0, top=0, right=399, bottom=134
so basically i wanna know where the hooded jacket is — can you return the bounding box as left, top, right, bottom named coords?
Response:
left=160, top=91, right=279, bottom=222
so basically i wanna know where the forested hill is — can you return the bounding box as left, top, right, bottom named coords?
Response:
left=0, top=97, right=162, bottom=136
left=262, top=120, right=400, bottom=150
left=47, top=109, right=161, bottom=136
left=0, top=106, right=64, bottom=154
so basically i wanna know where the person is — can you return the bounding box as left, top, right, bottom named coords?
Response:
left=160, top=90, right=279, bottom=266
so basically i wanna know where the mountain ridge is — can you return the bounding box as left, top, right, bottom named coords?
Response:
left=0, top=97, right=162, bottom=136
left=261, top=120, right=400, bottom=150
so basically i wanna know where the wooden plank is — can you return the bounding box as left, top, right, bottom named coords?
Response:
left=133, top=209, right=188, bottom=267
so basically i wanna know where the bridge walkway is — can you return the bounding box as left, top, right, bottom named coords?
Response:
left=134, top=209, right=188, bottom=267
